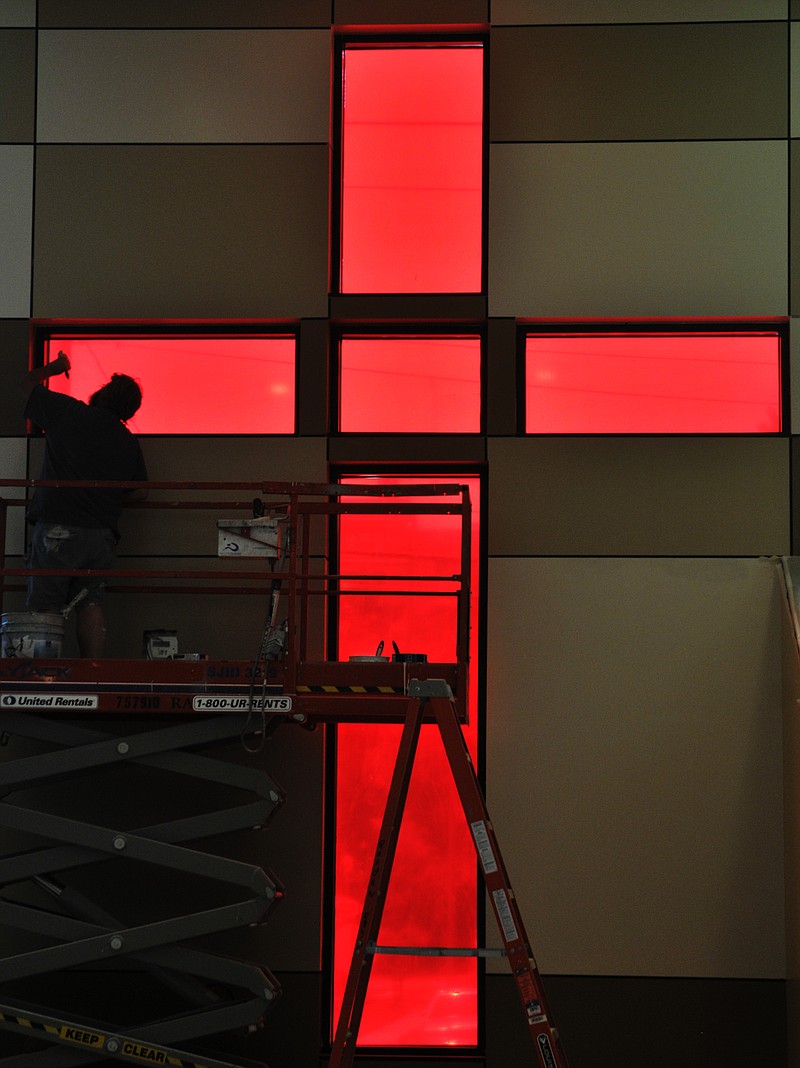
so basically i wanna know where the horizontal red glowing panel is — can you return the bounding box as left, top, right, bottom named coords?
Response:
left=339, top=336, right=481, bottom=432
left=340, top=45, right=484, bottom=293
left=525, top=333, right=782, bottom=433
left=44, top=336, right=295, bottom=434
left=335, top=477, right=480, bottom=1048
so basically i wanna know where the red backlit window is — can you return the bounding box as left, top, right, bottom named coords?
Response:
left=525, top=331, right=783, bottom=434
left=333, top=475, right=481, bottom=1047
left=339, top=335, right=481, bottom=432
left=338, top=43, right=484, bottom=294
left=41, top=334, right=296, bottom=435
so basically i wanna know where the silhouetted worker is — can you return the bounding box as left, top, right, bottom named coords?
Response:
left=21, top=351, right=148, bottom=657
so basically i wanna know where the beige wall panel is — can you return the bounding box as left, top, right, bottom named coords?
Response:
left=97, top=584, right=277, bottom=661
left=488, top=437, right=790, bottom=557
left=489, top=141, right=788, bottom=319
left=37, top=30, right=330, bottom=143
left=32, top=145, right=329, bottom=319
left=0, top=319, right=31, bottom=434
left=491, top=0, right=787, bottom=23
left=486, top=556, right=785, bottom=977
left=793, top=23, right=800, bottom=137
left=0, top=147, right=32, bottom=319
left=0, top=437, right=27, bottom=557
left=791, top=143, right=800, bottom=317
left=135, top=435, right=328, bottom=483
left=793, top=439, right=800, bottom=554
left=39, top=0, right=330, bottom=27
left=491, top=23, right=786, bottom=142
left=0, top=0, right=34, bottom=26
left=0, top=29, right=35, bottom=142
left=88, top=557, right=327, bottom=662
left=92, top=558, right=326, bottom=661
left=781, top=562, right=800, bottom=1065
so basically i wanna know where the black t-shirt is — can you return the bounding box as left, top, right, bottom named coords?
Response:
left=25, top=386, right=148, bottom=536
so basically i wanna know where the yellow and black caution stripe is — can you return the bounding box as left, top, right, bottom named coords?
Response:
left=0, top=1007, right=245, bottom=1068
left=296, top=684, right=403, bottom=695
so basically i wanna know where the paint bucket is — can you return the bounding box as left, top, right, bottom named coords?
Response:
left=390, top=641, right=427, bottom=664
left=0, top=612, right=65, bottom=658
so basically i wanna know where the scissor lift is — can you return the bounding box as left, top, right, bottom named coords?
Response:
left=0, top=480, right=567, bottom=1068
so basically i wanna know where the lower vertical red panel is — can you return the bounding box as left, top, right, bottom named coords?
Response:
left=333, top=477, right=480, bottom=1046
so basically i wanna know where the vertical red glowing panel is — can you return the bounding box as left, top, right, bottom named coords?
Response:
left=339, top=336, right=481, bottom=432
left=334, top=477, right=480, bottom=1046
left=340, top=45, right=484, bottom=293
left=525, top=332, right=782, bottom=433
left=44, top=335, right=296, bottom=434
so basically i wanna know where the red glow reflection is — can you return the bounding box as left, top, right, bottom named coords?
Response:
left=44, top=336, right=295, bottom=434
left=340, top=46, right=484, bottom=293
left=525, top=333, right=782, bottom=433
left=334, top=477, right=480, bottom=1046
left=339, top=336, right=481, bottom=432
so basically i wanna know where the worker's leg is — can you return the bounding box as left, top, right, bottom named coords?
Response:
left=26, top=522, right=71, bottom=610
left=76, top=602, right=107, bottom=659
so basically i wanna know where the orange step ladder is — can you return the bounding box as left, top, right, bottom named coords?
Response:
left=329, top=679, right=570, bottom=1068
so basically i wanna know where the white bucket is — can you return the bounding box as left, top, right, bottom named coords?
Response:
left=0, top=612, right=65, bottom=658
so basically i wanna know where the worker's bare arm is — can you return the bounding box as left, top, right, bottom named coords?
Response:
left=20, top=350, right=70, bottom=395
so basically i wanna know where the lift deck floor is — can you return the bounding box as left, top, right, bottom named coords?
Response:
left=0, top=657, right=464, bottom=722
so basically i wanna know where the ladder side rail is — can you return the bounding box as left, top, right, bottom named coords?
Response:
left=431, top=696, right=570, bottom=1068
left=457, top=485, right=471, bottom=672
left=328, top=696, right=427, bottom=1068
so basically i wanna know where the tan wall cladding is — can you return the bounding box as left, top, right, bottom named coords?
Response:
left=489, top=140, right=788, bottom=319
left=0, top=29, right=35, bottom=142
left=0, top=0, right=34, bottom=27
left=0, top=147, right=33, bottom=318
left=781, top=571, right=800, bottom=1062
left=37, top=30, right=330, bottom=143
left=486, top=556, right=785, bottom=977
left=37, top=0, right=332, bottom=28
left=491, top=22, right=787, bottom=142
left=491, top=0, right=788, bottom=23
left=488, top=437, right=790, bottom=557
left=32, top=145, right=330, bottom=319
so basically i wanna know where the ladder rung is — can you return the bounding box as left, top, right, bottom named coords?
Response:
left=367, top=942, right=507, bottom=958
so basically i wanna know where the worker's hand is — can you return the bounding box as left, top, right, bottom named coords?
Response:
left=53, top=351, right=71, bottom=377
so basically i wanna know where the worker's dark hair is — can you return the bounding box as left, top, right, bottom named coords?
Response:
left=89, top=374, right=143, bottom=422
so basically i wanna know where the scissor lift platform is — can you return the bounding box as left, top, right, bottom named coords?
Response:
left=0, top=657, right=464, bottom=723
left=0, top=479, right=567, bottom=1068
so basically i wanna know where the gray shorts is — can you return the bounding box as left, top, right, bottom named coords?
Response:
left=26, top=522, right=116, bottom=612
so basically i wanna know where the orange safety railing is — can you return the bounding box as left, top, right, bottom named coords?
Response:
left=0, top=479, right=470, bottom=699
